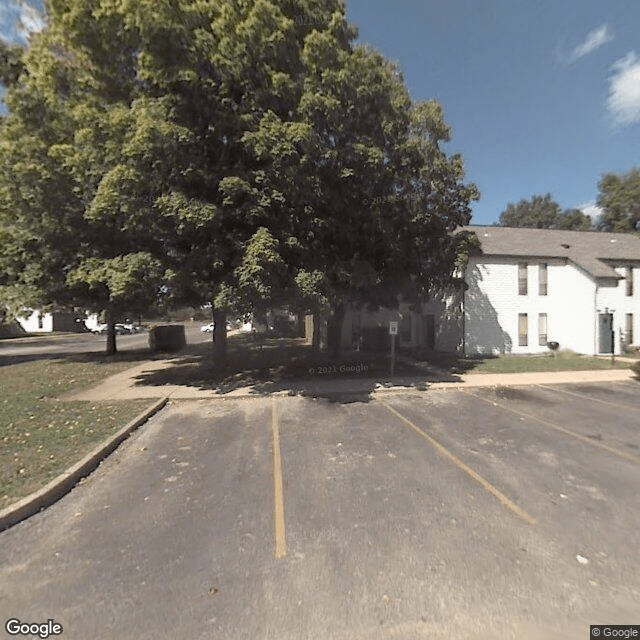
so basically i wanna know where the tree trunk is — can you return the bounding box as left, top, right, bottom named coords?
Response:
left=327, top=303, right=345, bottom=359
left=213, top=306, right=227, bottom=363
left=296, top=311, right=305, bottom=338
left=105, top=306, right=117, bottom=355
left=312, top=313, right=321, bottom=351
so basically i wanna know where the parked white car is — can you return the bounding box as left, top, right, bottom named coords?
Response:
left=93, top=323, right=145, bottom=335
left=201, top=322, right=215, bottom=333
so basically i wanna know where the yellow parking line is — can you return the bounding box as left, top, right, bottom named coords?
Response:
left=536, top=384, right=640, bottom=413
left=271, top=398, right=287, bottom=558
left=376, top=398, right=536, bottom=526
left=464, top=390, right=640, bottom=466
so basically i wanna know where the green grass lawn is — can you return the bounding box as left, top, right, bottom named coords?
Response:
left=0, top=357, right=151, bottom=510
left=425, top=351, right=635, bottom=375
left=470, top=353, right=625, bottom=373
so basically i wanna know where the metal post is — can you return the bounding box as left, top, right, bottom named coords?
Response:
left=390, top=333, right=396, bottom=376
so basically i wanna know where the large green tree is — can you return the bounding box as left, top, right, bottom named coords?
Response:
left=1, top=0, right=479, bottom=359
left=242, top=27, right=479, bottom=354
left=0, top=0, right=351, bottom=355
left=596, top=168, right=640, bottom=233
left=498, top=194, right=592, bottom=230
left=0, top=7, right=172, bottom=353
left=555, top=208, right=592, bottom=231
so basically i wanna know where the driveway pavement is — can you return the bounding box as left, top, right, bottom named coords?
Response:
left=1, top=380, right=639, bottom=639
left=0, top=324, right=211, bottom=365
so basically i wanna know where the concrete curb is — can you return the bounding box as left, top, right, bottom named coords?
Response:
left=0, top=397, right=169, bottom=533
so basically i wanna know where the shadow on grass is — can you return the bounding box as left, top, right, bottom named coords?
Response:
left=130, top=336, right=462, bottom=403
left=402, top=349, right=490, bottom=375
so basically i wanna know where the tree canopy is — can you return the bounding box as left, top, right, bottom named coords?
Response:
left=0, top=0, right=479, bottom=356
left=596, top=167, right=640, bottom=233
left=497, top=194, right=592, bottom=230
left=240, top=34, right=479, bottom=352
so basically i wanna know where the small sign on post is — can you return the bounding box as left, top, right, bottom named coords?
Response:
left=389, top=321, right=398, bottom=376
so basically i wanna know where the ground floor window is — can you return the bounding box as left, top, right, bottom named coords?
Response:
left=538, top=313, right=547, bottom=346
left=627, top=313, right=634, bottom=345
left=518, top=313, right=528, bottom=346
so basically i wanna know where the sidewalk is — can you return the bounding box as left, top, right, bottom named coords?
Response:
left=65, top=357, right=638, bottom=401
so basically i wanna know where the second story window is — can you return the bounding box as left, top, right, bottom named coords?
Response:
left=518, top=262, right=528, bottom=295
left=626, top=266, right=633, bottom=296
left=539, top=263, right=548, bottom=296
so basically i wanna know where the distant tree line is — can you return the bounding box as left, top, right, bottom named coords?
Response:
left=497, top=168, right=640, bottom=233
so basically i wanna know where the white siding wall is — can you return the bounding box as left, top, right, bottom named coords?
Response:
left=596, top=265, right=640, bottom=352
left=336, top=263, right=640, bottom=356
left=17, top=310, right=53, bottom=333
left=549, top=263, right=597, bottom=354
left=464, top=257, right=597, bottom=355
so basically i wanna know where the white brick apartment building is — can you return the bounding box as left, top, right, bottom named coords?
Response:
left=334, top=225, right=640, bottom=357
left=464, top=226, right=640, bottom=356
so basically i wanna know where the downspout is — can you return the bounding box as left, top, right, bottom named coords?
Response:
left=461, top=270, right=466, bottom=356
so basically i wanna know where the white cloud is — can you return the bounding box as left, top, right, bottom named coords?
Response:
left=0, top=0, right=44, bottom=44
left=568, top=24, right=613, bottom=63
left=576, top=201, right=602, bottom=220
left=607, top=52, right=640, bottom=127
left=17, top=1, right=44, bottom=39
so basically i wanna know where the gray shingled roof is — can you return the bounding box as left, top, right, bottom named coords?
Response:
left=462, top=225, right=640, bottom=279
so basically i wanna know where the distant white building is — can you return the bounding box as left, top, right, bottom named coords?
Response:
left=17, top=310, right=100, bottom=333
left=331, top=226, right=640, bottom=356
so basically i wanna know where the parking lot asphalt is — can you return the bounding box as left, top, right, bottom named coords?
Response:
left=1, top=381, right=639, bottom=639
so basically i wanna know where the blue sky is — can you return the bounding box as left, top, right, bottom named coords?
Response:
left=2, top=1, right=639, bottom=224
left=345, top=0, right=640, bottom=224
left=0, top=0, right=43, bottom=46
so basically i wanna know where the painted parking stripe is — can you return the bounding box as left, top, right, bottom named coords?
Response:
left=376, top=398, right=536, bottom=526
left=271, top=398, right=287, bottom=558
left=464, top=390, right=640, bottom=467
left=535, top=383, right=640, bottom=413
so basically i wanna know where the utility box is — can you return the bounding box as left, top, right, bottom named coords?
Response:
left=149, top=325, right=186, bottom=352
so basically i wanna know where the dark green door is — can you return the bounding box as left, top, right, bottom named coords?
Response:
left=599, top=313, right=613, bottom=354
